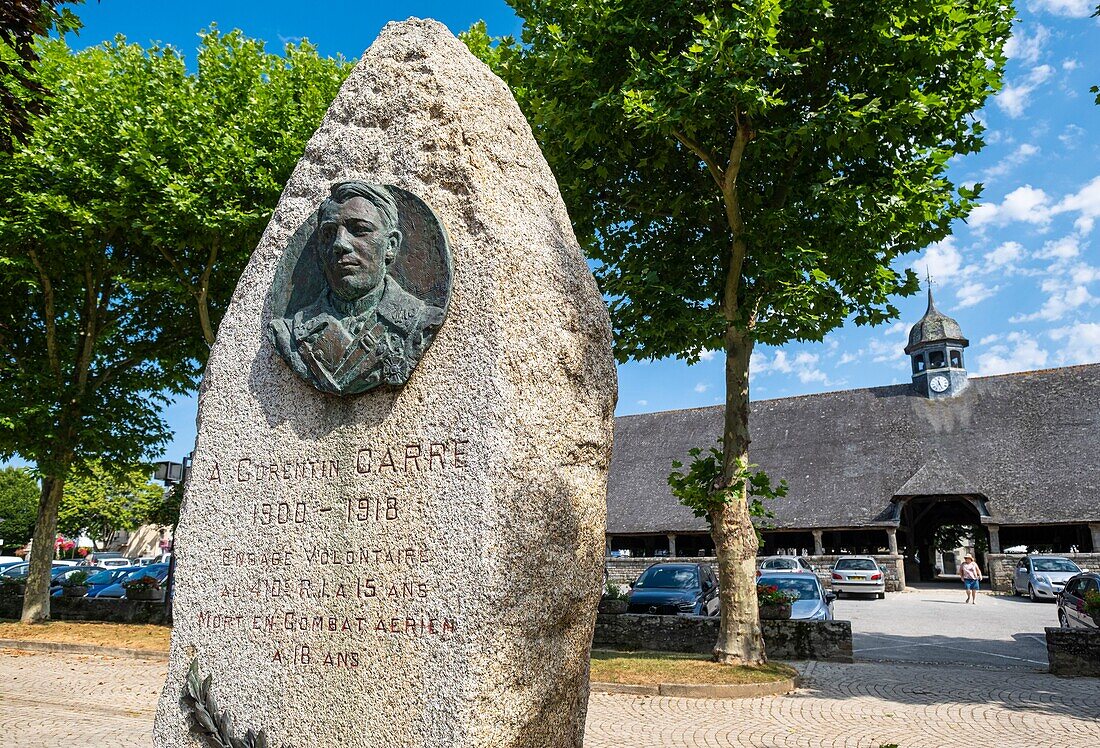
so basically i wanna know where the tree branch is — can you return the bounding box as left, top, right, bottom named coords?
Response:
left=672, top=129, right=725, bottom=191
left=27, top=247, right=61, bottom=384
left=196, top=239, right=220, bottom=347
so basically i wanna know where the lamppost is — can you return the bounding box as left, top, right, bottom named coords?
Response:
left=153, top=453, right=191, bottom=622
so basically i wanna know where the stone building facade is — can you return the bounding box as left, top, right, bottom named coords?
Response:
left=606, top=292, right=1100, bottom=585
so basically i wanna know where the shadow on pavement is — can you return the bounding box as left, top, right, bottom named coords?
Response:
left=792, top=654, right=1100, bottom=721
left=851, top=629, right=1048, bottom=670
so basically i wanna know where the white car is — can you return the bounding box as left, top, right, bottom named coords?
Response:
left=831, top=556, right=886, bottom=598
left=98, top=557, right=135, bottom=569
left=757, top=555, right=815, bottom=575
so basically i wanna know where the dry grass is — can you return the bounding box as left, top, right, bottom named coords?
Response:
left=0, top=620, right=170, bottom=651
left=590, top=649, right=797, bottom=685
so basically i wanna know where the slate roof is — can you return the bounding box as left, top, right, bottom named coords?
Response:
left=905, top=289, right=968, bottom=352
left=607, top=363, right=1100, bottom=534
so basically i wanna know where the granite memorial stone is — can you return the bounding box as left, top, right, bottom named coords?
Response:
left=153, top=17, right=616, bottom=748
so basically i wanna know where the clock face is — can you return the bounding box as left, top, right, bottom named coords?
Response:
left=929, top=375, right=950, bottom=393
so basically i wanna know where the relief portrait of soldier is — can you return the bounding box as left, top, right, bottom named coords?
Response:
left=269, top=181, right=446, bottom=395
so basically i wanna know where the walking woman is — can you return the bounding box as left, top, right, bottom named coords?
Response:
left=960, top=553, right=983, bottom=604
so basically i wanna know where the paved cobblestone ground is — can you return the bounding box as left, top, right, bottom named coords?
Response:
left=839, top=587, right=1055, bottom=670
left=3, top=648, right=1098, bottom=748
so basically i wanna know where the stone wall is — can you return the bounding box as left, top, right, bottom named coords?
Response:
left=593, top=613, right=853, bottom=662
left=0, top=595, right=168, bottom=625
left=986, top=553, right=1100, bottom=593
left=1045, top=627, right=1100, bottom=677
left=607, top=554, right=906, bottom=592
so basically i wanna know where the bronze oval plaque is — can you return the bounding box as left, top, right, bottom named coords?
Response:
left=267, top=182, right=452, bottom=395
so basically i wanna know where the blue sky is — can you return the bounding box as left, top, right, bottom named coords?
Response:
left=68, top=0, right=1100, bottom=462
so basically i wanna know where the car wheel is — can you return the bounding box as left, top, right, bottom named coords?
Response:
left=1029, top=584, right=1039, bottom=602
left=1058, top=609, right=1070, bottom=628
left=877, top=591, right=885, bottom=600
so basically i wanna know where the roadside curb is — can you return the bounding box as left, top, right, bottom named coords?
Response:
left=592, top=676, right=799, bottom=699
left=0, top=638, right=168, bottom=661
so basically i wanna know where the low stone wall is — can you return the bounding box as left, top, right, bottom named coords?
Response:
left=986, top=553, right=1100, bottom=594
left=607, top=554, right=905, bottom=592
left=0, top=595, right=168, bottom=625
left=594, top=613, right=853, bottom=663
left=1046, top=627, right=1100, bottom=677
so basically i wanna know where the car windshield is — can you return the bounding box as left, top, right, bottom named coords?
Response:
left=88, top=569, right=129, bottom=584
left=759, top=577, right=820, bottom=601
left=764, top=559, right=796, bottom=568
left=636, top=567, right=698, bottom=589
left=1032, top=559, right=1080, bottom=573
left=835, top=559, right=877, bottom=571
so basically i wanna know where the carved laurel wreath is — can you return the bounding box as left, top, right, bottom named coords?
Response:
left=184, top=658, right=280, bottom=748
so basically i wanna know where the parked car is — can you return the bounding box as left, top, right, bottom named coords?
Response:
left=1013, top=555, right=1083, bottom=601
left=49, top=565, right=104, bottom=593
left=0, top=562, right=78, bottom=581
left=54, top=566, right=141, bottom=598
left=830, top=556, right=886, bottom=598
left=757, top=572, right=836, bottom=621
left=1056, top=572, right=1099, bottom=629
left=757, top=555, right=815, bottom=575
left=627, top=562, right=720, bottom=616
left=91, top=563, right=169, bottom=599
left=0, top=556, right=24, bottom=573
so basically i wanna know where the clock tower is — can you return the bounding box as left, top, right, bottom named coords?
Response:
left=905, top=288, right=969, bottom=399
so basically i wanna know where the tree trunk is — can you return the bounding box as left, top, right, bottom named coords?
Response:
left=710, top=325, right=766, bottom=665
left=21, top=474, right=66, bottom=623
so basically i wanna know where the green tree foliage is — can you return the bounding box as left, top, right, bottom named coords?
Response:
left=58, top=462, right=163, bottom=548
left=0, top=466, right=39, bottom=552
left=0, top=0, right=85, bottom=151
left=466, top=0, right=1012, bottom=664
left=0, top=31, right=349, bottom=621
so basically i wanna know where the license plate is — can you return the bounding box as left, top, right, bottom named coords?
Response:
left=850, top=576, right=865, bottom=581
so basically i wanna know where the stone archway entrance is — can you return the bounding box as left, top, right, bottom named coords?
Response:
left=895, top=494, right=989, bottom=582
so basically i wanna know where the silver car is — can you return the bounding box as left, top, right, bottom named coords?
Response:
left=1013, top=555, right=1083, bottom=601
left=830, top=556, right=886, bottom=598
left=757, top=555, right=815, bottom=575
left=757, top=572, right=836, bottom=621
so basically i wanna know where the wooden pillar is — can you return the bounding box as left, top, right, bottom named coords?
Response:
left=987, top=525, right=1002, bottom=554
left=667, top=533, right=677, bottom=558
left=812, top=530, right=824, bottom=556
left=886, top=527, right=898, bottom=555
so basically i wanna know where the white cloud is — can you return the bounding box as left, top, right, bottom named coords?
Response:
left=1026, top=0, right=1096, bottom=17
left=956, top=281, right=998, bottom=308
left=911, top=237, right=964, bottom=281
left=1004, top=24, right=1050, bottom=64
left=868, top=323, right=908, bottom=363
left=1062, top=59, right=1080, bottom=71
left=1052, top=176, right=1100, bottom=235
left=697, top=349, right=718, bottom=362
left=983, top=241, right=1026, bottom=270
left=636, top=399, right=648, bottom=407
left=751, top=349, right=831, bottom=384
left=974, top=332, right=1049, bottom=375
left=1059, top=124, right=1086, bottom=147
left=1013, top=281, right=1095, bottom=322
left=1035, top=235, right=1080, bottom=260
left=693, top=382, right=710, bottom=393
left=968, top=184, right=1053, bottom=229
left=997, top=64, right=1055, bottom=117
left=1050, top=323, right=1100, bottom=364
left=981, top=143, right=1040, bottom=182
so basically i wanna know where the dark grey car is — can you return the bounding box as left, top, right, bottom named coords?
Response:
left=1056, top=572, right=1099, bottom=629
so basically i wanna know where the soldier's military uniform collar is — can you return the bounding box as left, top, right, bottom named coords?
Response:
left=329, top=279, right=386, bottom=318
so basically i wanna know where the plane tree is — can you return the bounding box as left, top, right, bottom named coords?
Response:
left=466, top=0, right=1013, bottom=663
left=0, top=31, right=347, bottom=622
